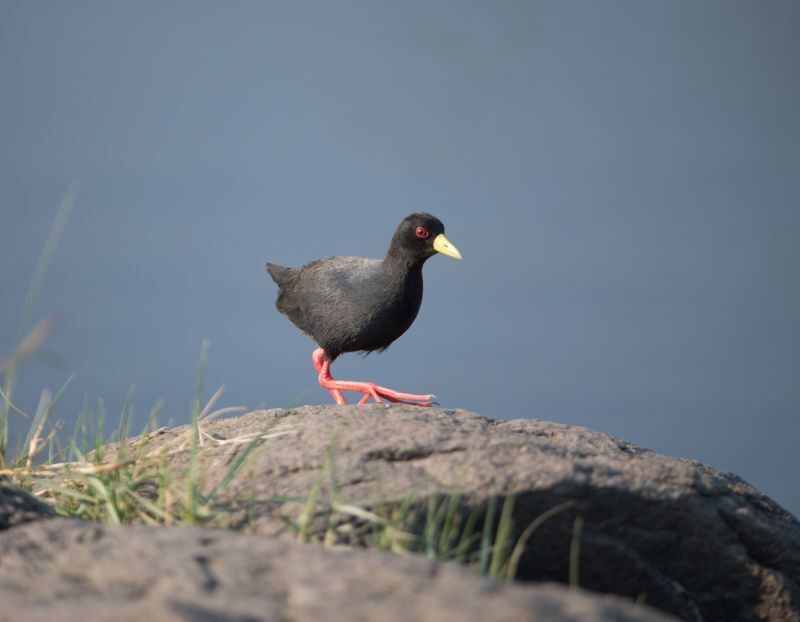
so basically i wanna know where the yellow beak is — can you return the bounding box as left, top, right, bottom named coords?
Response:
left=433, top=233, right=462, bottom=260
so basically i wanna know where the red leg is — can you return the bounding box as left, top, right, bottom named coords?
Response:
left=312, top=348, right=435, bottom=407
left=312, top=348, right=347, bottom=404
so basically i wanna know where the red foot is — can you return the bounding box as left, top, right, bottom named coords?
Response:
left=311, top=348, right=435, bottom=407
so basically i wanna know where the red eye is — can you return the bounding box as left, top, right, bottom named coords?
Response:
left=415, top=226, right=429, bottom=239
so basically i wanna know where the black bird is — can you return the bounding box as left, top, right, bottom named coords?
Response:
left=266, top=213, right=461, bottom=406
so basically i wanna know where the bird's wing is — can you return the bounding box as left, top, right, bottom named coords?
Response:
left=300, top=257, right=384, bottom=307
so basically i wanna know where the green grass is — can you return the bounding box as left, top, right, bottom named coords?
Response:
left=1, top=342, right=264, bottom=527
left=285, top=442, right=578, bottom=581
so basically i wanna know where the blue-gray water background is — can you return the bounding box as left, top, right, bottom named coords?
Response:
left=2, top=2, right=799, bottom=513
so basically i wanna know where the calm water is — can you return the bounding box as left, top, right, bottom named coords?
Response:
left=2, top=2, right=799, bottom=514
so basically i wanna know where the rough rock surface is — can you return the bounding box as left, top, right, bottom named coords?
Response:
left=0, top=518, right=676, bottom=622
left=128, top=405, right=800, bottom=621
left=0, top=482, right=56, bottom=529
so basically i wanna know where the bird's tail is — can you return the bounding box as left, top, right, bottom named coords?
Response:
left=266, top=262, right=294, bottom=286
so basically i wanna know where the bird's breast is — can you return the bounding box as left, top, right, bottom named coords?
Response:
left=343, top=271, right=423, bottom=352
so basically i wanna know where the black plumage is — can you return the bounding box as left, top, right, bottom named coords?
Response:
left=267, top=213, right=455, bottom=362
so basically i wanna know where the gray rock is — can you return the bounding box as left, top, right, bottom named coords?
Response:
left=0, top=518, right=676, bottom=622
left=129, top=405, right=800, bottom=621
left=0, top=482, right=56, bottom=530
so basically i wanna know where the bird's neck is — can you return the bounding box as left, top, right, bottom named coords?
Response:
left=384, top=247, right=426, bottom=274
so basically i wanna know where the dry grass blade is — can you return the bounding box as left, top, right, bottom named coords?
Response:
left=199, top=428, right=297, bottom=446
left=333, top=503, right=388, bottom=526
left=67, top=460, right=136, bottom=475
left=503, top=500, right=575, bottom=581
left=18, top=180, right=81, bottom=337
left=197, top=384, right=247, bottom=424
left=146, top=420, right=297, bottom=457
left=0, top=383, right=31, bottom=419
left=1, top=459, right=135, bottom=477
left=25, top=390, right=52, bottom=468
left=202, top=406, right=248, bottom=422
left=129, top=427, right=168, bottom=449
left=200, top=385, right=226, bottom=419
left=25, top=426, right=59, bottom=468
left=4, top=316, right=59, bottom=374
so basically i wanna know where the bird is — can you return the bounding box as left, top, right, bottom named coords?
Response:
left=266, top=213, right=461, bottom=407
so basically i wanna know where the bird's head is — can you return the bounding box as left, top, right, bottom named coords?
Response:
left=389, top=213, right=462, bottom=264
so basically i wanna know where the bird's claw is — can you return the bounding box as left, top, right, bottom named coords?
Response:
left=323, top=380, right=435, bottom=407
left=317, top=351, right=436, bottom=408
left=350, top=383, right=434, bottom=407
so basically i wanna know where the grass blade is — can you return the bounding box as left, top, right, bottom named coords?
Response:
left=504, top=500, right=574, bottom=581
left=489, top=495, right=516, bottom=578
left=18, top=181, right=81, bottom=338
left=569, top=514, right=585, bottom=588
left=479, top=496, right=498, bottom=574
